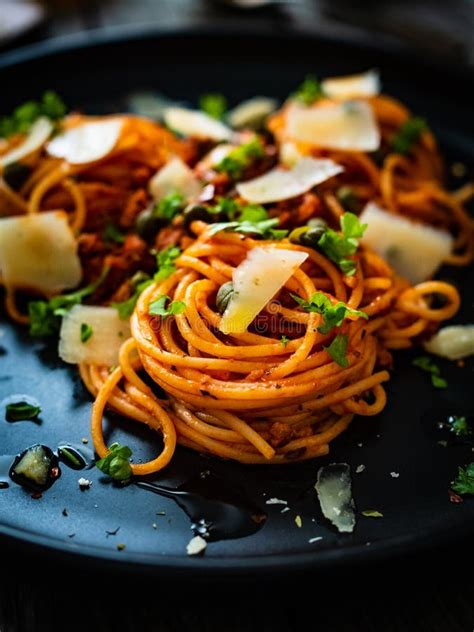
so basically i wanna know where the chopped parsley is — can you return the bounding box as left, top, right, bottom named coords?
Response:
left=96, top=442, right=133, bottom=482
left=361, top=509, right=384, bottom=518
left=80, top=323, right=93, bottom=343
left=199, top=93, right=227, bottom=120
left=391, top=117, right=428, bottom=155
left=28, top=266, right=109, bottom=337
left=215, top=137, right=265, bottom=180
left=412, top=355, right=447, bottom=389
left=0, top=91, right=66, bottom=138
left=212, top=196, right=241, bottom=219
left=113, top=248, right=182, bottom=321
left=451, top=463, right=474, bottom=496
left=154, top=246, right=181, bottom=282
left=325, top=333, right=349, bottom=368
left=292, top=75, right=325, bottom=105
left=317, top=212, right=367, bottom=276
left=5, top=401, right=41, bottom=422
left=206, top=204, right=287, bottom=240
left=291, top=291, right=367, bottom=334
left=154, top=192, right=185, bottom=223
left=102, top=222, right=125, bottom=245
left=149, top=295, right=186, bottom=317
left=280, top=335, right=290, bottom=347
left=112, top=272, right=153, bottom=320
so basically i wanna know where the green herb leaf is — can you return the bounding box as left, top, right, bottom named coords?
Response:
left=154, top=246, right=181, bottom=282
left=451, top=463, right=474, bottom=496
left=361, top=509, right=384, bottom=518
left=292, top=75, right=325, bottom=105
left=199, top=93, right=227, bottom=120
left=207, top=217, right=287, bottom=240
left=280, top=335, right=290, bottom=347
left=206, top=201, right=287, bottom=240
left=103, top=222, right=125, bottom=245
left=112, top=274, right=153, bottom=320
left=80, top=323, right=93, bottom=343
left=215, top=137, right=264, bottom=180
left=412, top=355, right=448, bottom=389
left=0, top=91, right=67, bottom=138
left=28, top=301, right=58, bottom=338
left=317, top=212, right=367, bottom=276
left=28, top=266, right=110, bottom=337
left=325, top=333, right=349, bottom=367
left=96, top=442, right=133, bottom=482
left=238, top=204, right=268, bottom=223
left=391, top=117, right=428, bottom=155
left=41, top=90, right=67, bottom=120
left=412, top=355, right=436, bottom=372
left=5, top=401, right=41, bottom=422
left=212, top=196, right=241, bottom=219
left=431, top=374, right=448, bottom=389
left=149, top=295, right=186, bottom=317
left=291, top=291, right=367, bottom=334
left=447, top=415, right=470, bottom=437
left=340, top=212, right=367, bottom=240
left=154, top=192, right=185, bottom=222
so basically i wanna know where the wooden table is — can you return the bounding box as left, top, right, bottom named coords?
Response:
left=0, top=2, right=473, bottom=630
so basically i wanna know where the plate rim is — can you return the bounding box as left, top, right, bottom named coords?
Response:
left=0, top=22, right=473, bottom=81
left=0, top=25, right=473, bottom=575
left=1, top=511, right=472, bottom=577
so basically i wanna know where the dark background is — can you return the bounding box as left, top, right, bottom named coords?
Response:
left=0, top=1, right=473, bottom=630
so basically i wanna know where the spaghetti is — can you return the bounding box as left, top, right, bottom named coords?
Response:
left=0, top=77, right=472, bottom=477
left=83, top=220, right=460, bottom=468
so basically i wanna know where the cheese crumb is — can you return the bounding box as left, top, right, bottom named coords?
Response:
left=78, top=477, right=91, bottom=490
left=390, top=471, right=400, bottom=478
left=265, top=497, right=288, bottom=505
left=186, top=535, right=207, bottom=556
left=356, top=464, right=365, bottom=474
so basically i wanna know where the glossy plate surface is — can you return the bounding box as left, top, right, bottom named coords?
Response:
left=0, top=29, right=473, bottom=575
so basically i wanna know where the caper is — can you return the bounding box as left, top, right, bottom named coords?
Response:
left=135, top=206, right=164, bottom=241
left=289, top=226, right=310, bottom=245
left=2, top=162, right=32, bottom=191
left=216, top=282, right=234, bottom=314
left=300, top=218, right=327, bottom=247
left=183, top=204, right=215, bottom=229
left=289, top=218, right=327, bottom=248
left=301, top=228, right=326, bottom=249
left=336, top=186, right=360, bottom=214
left=307, top=217, right=328, bottom=232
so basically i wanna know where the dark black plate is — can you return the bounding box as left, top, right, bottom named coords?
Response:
left=0, top=28, right=473, bottom=576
